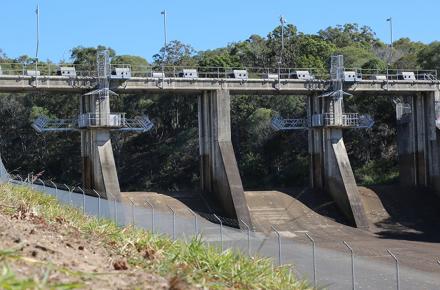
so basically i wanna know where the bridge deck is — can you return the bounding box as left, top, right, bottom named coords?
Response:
left=0, top=75, right=438, bottom=95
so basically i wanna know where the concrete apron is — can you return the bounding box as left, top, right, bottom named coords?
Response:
left=198, top=90, right=253, bottom=229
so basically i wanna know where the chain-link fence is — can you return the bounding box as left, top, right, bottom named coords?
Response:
left=6, top=175, right=440, bottom=289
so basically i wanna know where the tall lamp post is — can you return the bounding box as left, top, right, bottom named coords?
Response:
left=386, top=17, right=393, bottom=67
left=278, top=15, right=286, bottom=81
left=35, top=4, right=40, bottom=85
left=161, top=10, right=167, bottom=75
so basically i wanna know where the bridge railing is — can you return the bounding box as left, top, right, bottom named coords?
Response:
left=348, top=68, right=438, bottom=81
left=0, top=61, right=438, bottom=82
left=0, top=62, right=96, bottom=77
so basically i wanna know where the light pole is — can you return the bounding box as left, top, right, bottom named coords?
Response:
left=160, top=10, right=167, bottom=82
left=278, top=15, right=286, bottom=81
left=386, top=17, right=393, bottom=66
left=35, top=4, right=40, bottom=84
left=161, top=10, right=167, bottom=62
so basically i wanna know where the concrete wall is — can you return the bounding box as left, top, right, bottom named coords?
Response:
left=199, top=90, right=253, bottom=228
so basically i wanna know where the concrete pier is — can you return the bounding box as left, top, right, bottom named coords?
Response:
left=80, top=94, right=121, bottom=200
left=199, top=90, right=252, bottom=228
left=396, top=90, right=440, bottom=195
left=308, top=94, right=369, bottom=229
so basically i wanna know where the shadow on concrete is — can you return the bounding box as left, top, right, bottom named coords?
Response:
left=359, top=185, right=440, bottom=243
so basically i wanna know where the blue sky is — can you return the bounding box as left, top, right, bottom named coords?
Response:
left=1, top=0, right=439, bottom=62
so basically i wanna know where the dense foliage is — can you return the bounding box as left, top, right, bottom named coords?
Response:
left=0, top=23, right=439, bottom=190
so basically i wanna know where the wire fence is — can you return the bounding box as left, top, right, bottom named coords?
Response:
left=6, top=174, right=440, bottom=289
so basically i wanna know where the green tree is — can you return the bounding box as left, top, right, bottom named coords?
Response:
left=70, top=45, right=116, bottom=65
left=417, top=41, right=440, bottom=69
left=153, top=40, right=196, bottom=66
left=319, top=23, right=378, bottom=48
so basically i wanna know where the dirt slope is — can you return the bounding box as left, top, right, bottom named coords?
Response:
left=0, top=204, right=182, bottom=289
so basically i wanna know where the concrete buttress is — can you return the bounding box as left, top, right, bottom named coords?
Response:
left=80, top=94, right=121, bottom=200
left=199, top=90, right=253, bottom=228
left=308, top=94, right=369, bottom=229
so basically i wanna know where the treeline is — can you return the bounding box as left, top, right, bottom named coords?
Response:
left=0, top=23, right=439, bottom=190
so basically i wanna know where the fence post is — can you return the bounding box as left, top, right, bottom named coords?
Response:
left=343, top=241, right=355, bottom=290
left=128, top=198, right=135, bottom=226
left=240, top=219, right=251, bottom=256
left=37, top=178, right=45, bottom=188
left=63, top=184, right=71, bottom=205
left=30, top=174, right=34, bottom=189
left=213, top=214, right=223, bottom=251
left=77, top=187, right=85, bottom=215
left=16, top=175, right=23, bottom=183
left=49, top=181, right=58, bottom=199
left=108, top=192, right=117, bottom=224
left=387, top=249, right=400, bottom=290
left=93, top=190, right=101, bottom=218
left=188, top=208, right=198, bottom=236
left=305, top=233, right=317, bottom=287
left=271, top=226, right=281, bottom=266
left=144, top=200, right=155, bottom=234
left=168, top=205, right=176, bottom=240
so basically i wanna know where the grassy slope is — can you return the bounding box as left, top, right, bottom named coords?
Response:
left=0, top=184, right=310, bottom=290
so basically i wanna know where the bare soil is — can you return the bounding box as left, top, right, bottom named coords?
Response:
left=0, top=203, right=188, bottom=289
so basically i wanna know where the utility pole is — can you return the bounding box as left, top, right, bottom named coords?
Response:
left=278, top=15, right=286, bottom=82
left=160, top=10, right=167, bottom=84
left=161, top=10, right=167, bottom=62
left=35, top=4, right=40, bottom=85
left=387, top=17, right=393, bottom=66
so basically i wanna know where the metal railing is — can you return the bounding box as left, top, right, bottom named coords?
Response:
left=271, top=116, right=309, bottom=131
left=77, top=113, right=126, bottom=128
left=31, top=116, right=77, bottom=133
left=311, top=113, right=374, bottom=128
left=351, top=68, right=438, bottom=81
left=1, top=61, right=438, bottom=82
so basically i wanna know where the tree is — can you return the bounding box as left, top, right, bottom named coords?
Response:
left=319, top=23, right=378, bottom=48
left=197, top=48, right=241, bottom=68
left=417, top=41, right=440, bottom=69
left=70, top=45, right=116, bottom=65
left=152, top=40, right=196, bottom=66
left=295, top=35, right=335, bottom=70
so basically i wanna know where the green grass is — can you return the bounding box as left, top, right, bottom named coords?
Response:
left=0, top=184, right=311, bottom=289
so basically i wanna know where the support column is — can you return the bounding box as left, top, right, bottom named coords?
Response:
left=309, top=95, right=369, bottom=229
left=80, top=94, right=121, bottom=200
left=199, top=90, right=252, bottom=228
left=308, top=94, right=324, bottom=189
left=397, top=91, right=440, bottom=195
